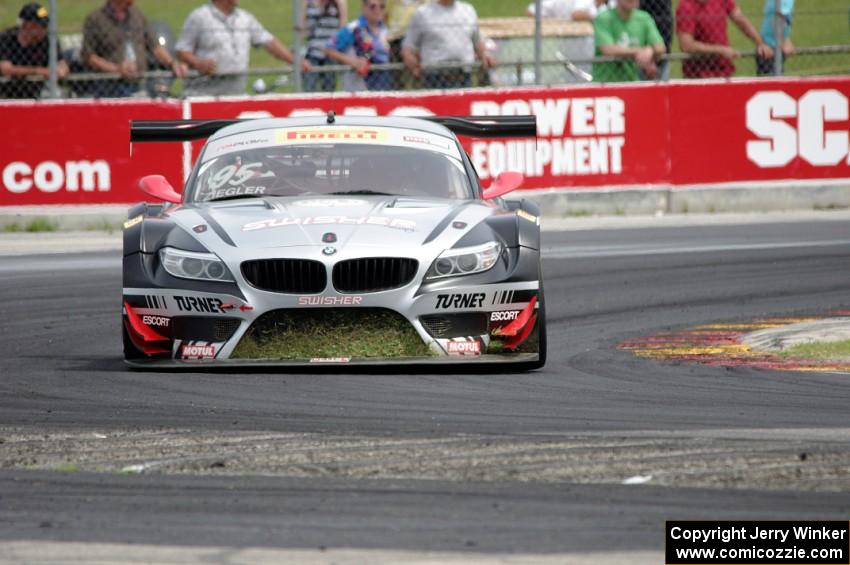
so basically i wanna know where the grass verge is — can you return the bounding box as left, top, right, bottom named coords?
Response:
left=84, top=219, right=122, bottom=233
left=781, top=339, right=850, bottom=361
left=1, top=218, right=59, bottom=233
left=52, top=463, right=80, bottom=473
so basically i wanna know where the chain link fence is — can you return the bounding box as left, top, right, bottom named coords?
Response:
left=0, top=0, right=847, bottom=99
left=669, top=2, right=850, bottom=79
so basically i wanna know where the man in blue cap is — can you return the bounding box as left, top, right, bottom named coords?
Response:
left=0, top=3, right=68, bottom=98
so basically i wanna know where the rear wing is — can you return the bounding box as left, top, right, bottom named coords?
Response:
left=129, top=114, right=537, bottom=143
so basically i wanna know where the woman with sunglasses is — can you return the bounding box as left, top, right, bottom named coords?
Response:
left=324, top=0, right=393, bottom=91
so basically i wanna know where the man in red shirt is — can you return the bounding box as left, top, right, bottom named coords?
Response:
left=676, top=0, right=772, bottom=78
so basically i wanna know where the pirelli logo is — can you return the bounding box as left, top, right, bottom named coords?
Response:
left=279, top=128, right=387, bottom=143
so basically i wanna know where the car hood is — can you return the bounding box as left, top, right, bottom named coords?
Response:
left=170, top=195, right=493, bottom=252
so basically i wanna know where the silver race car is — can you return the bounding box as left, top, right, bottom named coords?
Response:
left=124, top=114, right=545, bottom=369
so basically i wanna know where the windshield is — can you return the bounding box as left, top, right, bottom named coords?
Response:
left=191, top=129, right=473, bottom=203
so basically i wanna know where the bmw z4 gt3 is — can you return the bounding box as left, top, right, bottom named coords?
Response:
left=123, top=114, right=545, bottom=369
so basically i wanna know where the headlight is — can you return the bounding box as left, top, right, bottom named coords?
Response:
left=425, top=241, right=502, bottom=280
left=159, top=247, right=233, bottom=282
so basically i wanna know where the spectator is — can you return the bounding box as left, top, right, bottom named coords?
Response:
left=401, top=0, right=495, bottom=89
left=299, top=0, right=345, bottom=92
left=385, top=0, right=426, bottom=89
left=525, top=0, right=598, bottom=22
left=757, top=0, right=794, bottom=76
left=639, top=0, right=672, bottom=79
left=324, top=0, right=392, bottom=91
left=386, top=0, right=426, bottom=41
left=176, top=0, right=309, bottom=96
left=82, top=0, right=187, bottom=98
left=676, top=0, right=773, bottom=79
left=592, top=0, right=665, bottom=82
left=0, top=3, right=68, bottom=99
left=594, top=0, right=616, bottom=15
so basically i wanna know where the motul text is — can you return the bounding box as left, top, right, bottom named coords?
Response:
left=180, top=344, right=216, bottom=358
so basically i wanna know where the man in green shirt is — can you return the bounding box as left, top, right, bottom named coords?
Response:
left=593, top=0, right=665, bottom=82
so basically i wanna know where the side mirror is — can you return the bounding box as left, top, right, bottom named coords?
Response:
left=482, top=171, right=524, bottom=200
left=139, top=175, right=181, bottom=204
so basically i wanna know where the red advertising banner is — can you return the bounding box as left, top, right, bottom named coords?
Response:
left=0, top=99, right=182, bottom=206
left=668, top=77, right=850, bottom=185
left=189, top=85, right=671, bottom=189
left=2, top=77, right=849, bottom=206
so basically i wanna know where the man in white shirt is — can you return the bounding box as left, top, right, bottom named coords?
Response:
left=400, top=0, right=494, bottom=89
left=176, top=0, right=309, bottom=96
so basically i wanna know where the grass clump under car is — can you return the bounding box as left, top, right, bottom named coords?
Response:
left=232, top=308, right=434, bottom=360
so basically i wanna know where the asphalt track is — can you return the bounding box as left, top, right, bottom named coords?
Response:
left=1, top=216, right=849, bottom=562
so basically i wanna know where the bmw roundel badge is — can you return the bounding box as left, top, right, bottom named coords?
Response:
left=322, top=246, right=337, bottom=256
